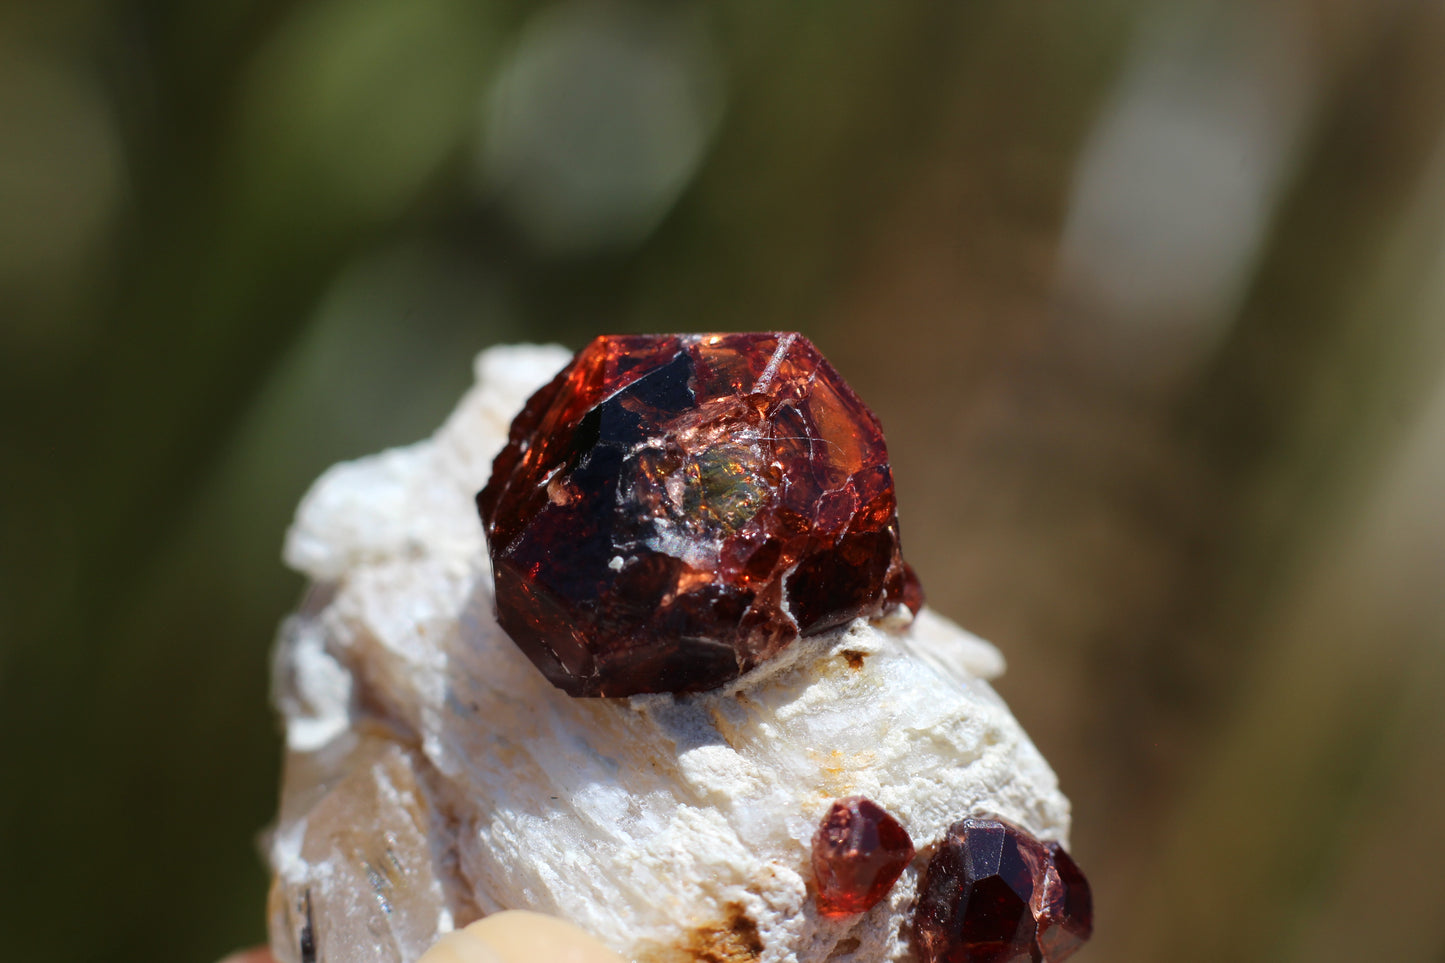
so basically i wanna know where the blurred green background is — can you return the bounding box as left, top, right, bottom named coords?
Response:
left=4, top=1, right=1445, bottom=961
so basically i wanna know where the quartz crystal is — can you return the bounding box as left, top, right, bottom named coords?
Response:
left=811, top=797, right=915, bottom=916
left=478, top=332, right=921, bottom=696
left=912, top=816, right=1093, bottom=963
left=267, top=343, right=1079, bottom=963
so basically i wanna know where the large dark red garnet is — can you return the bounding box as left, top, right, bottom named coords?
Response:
left=478, top=332, right=921, bottom=697
left=913, top=816, right=1093, bottom=963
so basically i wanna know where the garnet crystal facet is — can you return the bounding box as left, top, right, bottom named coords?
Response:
left=912, top=816, right=1093, bottom=963
left=812, top=796, right=915, bottom=916
left=478, top=332, right=920, bottom=697
left=1037, top=842, right=1093, bottom=961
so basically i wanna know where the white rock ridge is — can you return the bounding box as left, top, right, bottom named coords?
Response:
left=266, top=344, right=1072, bottom=963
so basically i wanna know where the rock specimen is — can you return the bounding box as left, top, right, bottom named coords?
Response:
left=266, top=343, right=1086, bottom=963
left=811, top=797, right=915, bottom=917
left=478, top=332, right=921, bottom=697
left=913, top=816, right=1093, bottom=963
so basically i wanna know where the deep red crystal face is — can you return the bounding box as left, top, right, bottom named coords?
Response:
left=478, top=333, right=921, bottom=697
left=913, top=816, right=1092, bottom=963
left=812, top=796, right=916, bottom=916
left=1037, top=841, right=1093, bottom=960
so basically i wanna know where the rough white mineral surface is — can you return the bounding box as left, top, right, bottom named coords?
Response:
left=266, top=344, right=1072, bottom=963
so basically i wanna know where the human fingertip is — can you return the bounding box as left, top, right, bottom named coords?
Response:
left=419, top=910, right=625, bottom=963
left=215, top=949, right=277, bottom=963
left=419, top=927, right=508, bottom=963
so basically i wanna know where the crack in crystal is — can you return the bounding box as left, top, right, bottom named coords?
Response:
left=751, top=331, right=797, bottom=395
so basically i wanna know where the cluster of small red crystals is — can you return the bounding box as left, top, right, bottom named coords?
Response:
left=478, top=333, right=922, bottom=697
left=811, top=797, right=915, bottom=916
left=912, top=816, right=1093, bottom=963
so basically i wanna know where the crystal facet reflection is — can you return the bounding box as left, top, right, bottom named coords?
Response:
left=913, top=816, right=1093, bottom=963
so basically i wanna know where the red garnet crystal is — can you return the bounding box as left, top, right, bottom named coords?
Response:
left=478, top=332, right=921, bottom=697
left=812, top=796, right=915, bottom=916
left=1037, top=842, right=1093, bottom=961
left=912, top=816, right=1093, bottom=963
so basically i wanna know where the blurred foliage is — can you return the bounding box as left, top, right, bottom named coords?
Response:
left=3, top=1, right=1445, bottom=961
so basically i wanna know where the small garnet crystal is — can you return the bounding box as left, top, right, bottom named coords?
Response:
left=812, top=796, right=915, bottom=916
left=912, top=816, right=1093, bottom=963
left=478, top=332, right=921, bottom=697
